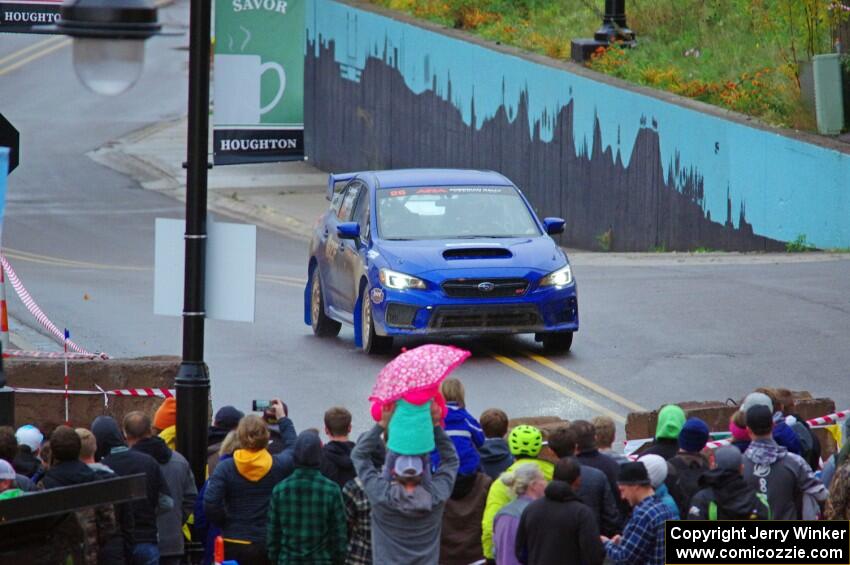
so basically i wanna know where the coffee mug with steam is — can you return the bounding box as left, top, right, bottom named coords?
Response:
left=214, top=54, right=286, bottom=125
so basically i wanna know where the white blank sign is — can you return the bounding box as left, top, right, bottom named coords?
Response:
left=154, top=218, right=256, bottom=322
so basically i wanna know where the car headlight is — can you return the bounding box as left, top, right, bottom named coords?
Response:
left=539, top=264, right=573, bottom=287
left=379, top=268, right=427, bottom=290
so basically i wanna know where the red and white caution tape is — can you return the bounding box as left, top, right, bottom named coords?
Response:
left=0, top=253, right=108, bottom=359
left=12, top=386, right=174, bottom=398
left=3, top=349, right=103, bottom=360
left=111, top=388, right=174, bottom=399
left=806, top=410, right=850, bottom=427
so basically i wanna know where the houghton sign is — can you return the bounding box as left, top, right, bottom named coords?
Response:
left=213, top=0, right=304, bottom=164
left=0, top=0, right=61, bottom=31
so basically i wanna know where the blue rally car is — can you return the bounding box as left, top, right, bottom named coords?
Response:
left=304, top=169, right=578, bottom=354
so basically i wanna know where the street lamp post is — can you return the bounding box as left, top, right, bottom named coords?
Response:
left=56, top=0, right=211, bottom=489
left=570, top=0, right=636, bottom=63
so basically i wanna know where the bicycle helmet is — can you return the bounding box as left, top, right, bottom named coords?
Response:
left=508, top=424, right=543, bottom=457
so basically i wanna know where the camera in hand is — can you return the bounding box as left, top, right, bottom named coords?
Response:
left=252, top=400, right=272, bottom=412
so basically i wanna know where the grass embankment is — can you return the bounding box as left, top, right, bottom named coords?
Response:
left=370, top=0, right=850, bottom=131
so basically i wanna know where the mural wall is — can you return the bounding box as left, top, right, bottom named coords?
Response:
left=305, top=0, right=850, bottom=251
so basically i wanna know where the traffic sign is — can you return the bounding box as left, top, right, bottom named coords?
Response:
left=0, top=114, right=18, bottom=174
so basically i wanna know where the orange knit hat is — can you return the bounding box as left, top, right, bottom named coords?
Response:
left=154, top=398, right=177, bottom=430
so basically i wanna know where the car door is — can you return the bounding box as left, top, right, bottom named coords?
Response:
left=338, top=184, right=370, bottom=312
left=326, top=182, right=362, bottom=311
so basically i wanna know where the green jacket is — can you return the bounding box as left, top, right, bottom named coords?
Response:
left=266, top=467, right=347, bottom=564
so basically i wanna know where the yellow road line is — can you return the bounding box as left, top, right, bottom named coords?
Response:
left=0, top=38, right=71, bottom=77
left=526, top=353, right=647, bottom=413
left=0, top=35, right=66, bottom=68
left=491, top=354, right=625, bottom=423
left=256, top=275, right=303, bottom=288
left=258, top=273, right=306, bottom=284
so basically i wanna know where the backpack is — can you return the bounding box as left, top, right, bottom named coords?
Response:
left=708, top=493, right=771, bottom=520
left=669, top=456, right=708, bottom=516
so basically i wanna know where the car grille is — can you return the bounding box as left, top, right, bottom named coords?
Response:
left=441, top=278, right=529, bottom=298
left=429, top=306, right=541, bottom=330
left=385, top=303, right=418, bottom=328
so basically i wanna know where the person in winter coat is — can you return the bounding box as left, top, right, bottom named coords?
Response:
left=593, top=416, right=629, bottom=465
left=195, top=430, right=240, bottom=565
left=516, top=457, right=605, bottom=565
left=603, top=462, right=677, bottom=565
left=431, top=379, right=484, bottom=476
left=742, top=405, right=826, bottom=520
left=439, top=464, right=492, bottom=565
left=204, top=405, right=297, bottom=565
left=638, top=455, right=679, bottom=518
left=342, top=434, right=386, bottom=565
left=481, top=425, right=553, bottom=561
left=643, top=405, right=686, bottom=460
left=267, top=431, right=347, bottom=564
left=573, top=420, right=627, bottom=525
left=493, top=463, right=547, bottom=565
left=320, top=406, right=357, bottom=488
left=668, top=418, right=710, bottom=516
left=125, top=411, right=197, bottom=565
left=39, top=426, right=121, bottom=565
left=548, top=425, right=620, bottom=536
left=741, top=391, right=800, bottom=455
left=825, top=458, right=850, bottom=520
left=688, top=445, right=770, bottom=520
left=351, top=401, right=459, bottom=565
left=774, top=388, right=821, bottom=470
left=0, top=426, right=37, bottom=492
left=478, top=409, right=514, bottom=480
left=207, top=406, right=244, bottom=476
left=77, top=427, right=135, bottom=563
left=93, top=416, right=173, bottom=565
left=13, top=424, right=44, bottom=478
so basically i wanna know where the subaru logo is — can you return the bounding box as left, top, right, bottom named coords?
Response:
left=478, top=282, right=495, bottom=292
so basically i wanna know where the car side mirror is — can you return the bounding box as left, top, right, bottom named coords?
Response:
left=543, top=217, right=565, bottom=235
left=337, top=222, right=361, bottom=239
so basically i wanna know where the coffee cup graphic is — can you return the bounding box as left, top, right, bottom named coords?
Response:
left=214, top=54, right=286, bottom=125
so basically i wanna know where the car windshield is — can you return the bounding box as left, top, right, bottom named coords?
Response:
left=376, top=186, right=541, bottom=240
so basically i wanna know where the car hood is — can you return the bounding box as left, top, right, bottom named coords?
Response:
left=374, top=237, right=567, bottom=279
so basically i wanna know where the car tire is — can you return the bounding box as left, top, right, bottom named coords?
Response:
left=310, top=271, right=341, bottom=337
left=541, top=331, right=573, bottom=354
left=361, top=289, right=393, bottom=355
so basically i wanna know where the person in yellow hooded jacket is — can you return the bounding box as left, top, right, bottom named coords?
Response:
left=204, top=401, right=297, bottom=565
left=153, top=397, right=178, bottom=450
left=481, top=425, right=553, bottom=562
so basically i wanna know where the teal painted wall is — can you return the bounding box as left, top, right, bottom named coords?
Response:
left=306, top=0, right=850, bottom=249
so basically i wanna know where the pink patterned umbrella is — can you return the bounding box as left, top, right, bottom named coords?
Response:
left=369, top=344, right=471, bottom=405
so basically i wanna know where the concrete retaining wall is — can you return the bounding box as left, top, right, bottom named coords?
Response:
left=305, top=0, right=850, bottom=251
left=7, top=357, right=181, bottom=430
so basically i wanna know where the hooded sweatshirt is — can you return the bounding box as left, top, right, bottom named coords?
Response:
left=94, top=416, right=173, bottom=545
left=351, top=424, right=459, bottom=565
left=644, top=405, right=686, bottom=461
left=515, top=480, right=606, bottom=565
left=742, top=438, right=827, bottom=520
left=133, top=436, right=197, bottom=557
left=203, top=447, right=295, bottom=543
left=479, top=438, right=514, bottom=480
left=321, top=440, right=356, bottom=488
left=687, top=469, right=770, bottom=520
left=431, top=402, right=485, bottom=476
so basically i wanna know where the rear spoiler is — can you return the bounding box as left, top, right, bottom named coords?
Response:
left=327, top=172, right=358, bottom=201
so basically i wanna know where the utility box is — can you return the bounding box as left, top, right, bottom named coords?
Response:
left=813, top=53, right=846, bottom=135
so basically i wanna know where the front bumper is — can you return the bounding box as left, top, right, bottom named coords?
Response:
left=371, top=283, right=579, bottom=336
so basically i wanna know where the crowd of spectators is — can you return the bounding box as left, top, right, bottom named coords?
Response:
left=0, top=384, right=846, bottom=565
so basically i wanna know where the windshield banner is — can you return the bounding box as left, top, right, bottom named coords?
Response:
left=213, top=0, right=304, bottom=165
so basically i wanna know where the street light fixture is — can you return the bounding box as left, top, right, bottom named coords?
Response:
left=56, top=0, right=212, bottom=490
left=56, top=0, right=161, bottom=96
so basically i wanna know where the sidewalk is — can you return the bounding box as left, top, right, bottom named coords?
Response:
left=88, top=117, right=327, bottom=241
left=89, top=117, right=850, bottom=266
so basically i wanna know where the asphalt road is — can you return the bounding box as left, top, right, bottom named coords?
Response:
left=2, top=1, right=849, bottom=440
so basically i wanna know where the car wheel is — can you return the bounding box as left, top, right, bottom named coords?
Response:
left=311, top=271, right=341, bottom=337
left=361, top=289, right=393, bottom=355
left=541, top=331, right=573, bottom=354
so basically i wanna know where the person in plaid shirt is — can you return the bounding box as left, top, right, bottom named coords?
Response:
left=267, top=431, right=347, bottom=565
left=603, top=462, right=676, bottom=565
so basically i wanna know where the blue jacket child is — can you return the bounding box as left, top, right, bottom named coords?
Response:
left=431, top=379, right=484, bottom=476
